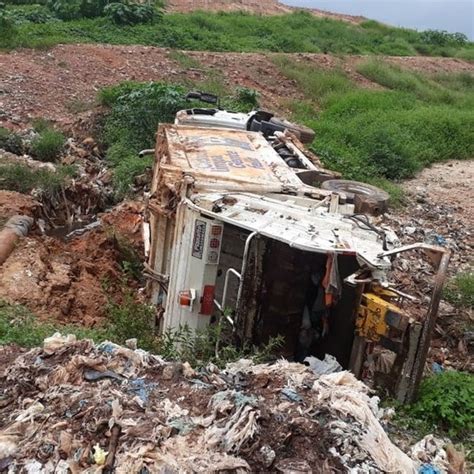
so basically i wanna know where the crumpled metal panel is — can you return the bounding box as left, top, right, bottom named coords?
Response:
left=190, top=192, right=395, bottom=270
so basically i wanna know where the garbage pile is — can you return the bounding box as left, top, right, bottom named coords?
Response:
left=0, top=334, right=456, bottom=473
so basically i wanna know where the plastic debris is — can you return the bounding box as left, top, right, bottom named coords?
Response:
left=0, top=335, right=452, bottom=472
left=304, top=354, right=342, bottom=375
left=280, top=387, right=303, bottom=403
left=93, top=444, right=108, bottom=465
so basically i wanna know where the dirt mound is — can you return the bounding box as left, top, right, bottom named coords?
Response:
left=0, top=334, right=430, bottom=472
left=0, top=201, right=144, bottom=326
left=166, top=0, right=291, bottom=14
left=165, top=0, right=365, bottom=23
left=0, top=191, right=40, bottom=222
left=1, top=45, right=472, bottom=129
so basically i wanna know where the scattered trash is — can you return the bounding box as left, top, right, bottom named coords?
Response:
left=0, top=336, right=463, bottom=472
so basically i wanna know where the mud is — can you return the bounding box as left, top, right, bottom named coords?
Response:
left=0, top=198, right=145, bottom=326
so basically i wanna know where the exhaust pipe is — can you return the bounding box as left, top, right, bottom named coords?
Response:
left=0, top=215, right=34, bottom=266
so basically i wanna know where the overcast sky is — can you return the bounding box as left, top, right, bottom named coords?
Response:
left=282, top=0, right=474, bottom=39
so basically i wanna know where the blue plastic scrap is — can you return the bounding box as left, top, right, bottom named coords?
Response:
left=281, top=387, right=303, bottom=403
left=418, top=464, right=441, bottom=474
left=431, top=362, right=444, bottom=374
left=128, top=378, right=157, bottom=404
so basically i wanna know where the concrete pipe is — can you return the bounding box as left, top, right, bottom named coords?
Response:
left=0, top=215, right=34, bottom=266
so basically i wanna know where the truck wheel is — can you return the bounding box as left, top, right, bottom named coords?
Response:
left=321, top=180, right=390, bottom=216
left=269, top=117, right=316, bottom=144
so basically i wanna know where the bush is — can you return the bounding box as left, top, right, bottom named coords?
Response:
left=420, top=29, right=468, bottom=46
left=0, top=127, right=24, bottom=154
left=47, top=0, right=81, bottom=20
left=406, top=371, right=474, bottom=438
left=104, top=2, right=157, bottom=26
left=0, top=163, right=74, bottom=194
left=30, top=127, right=65, bottom=162
left=8, top=5, right=55, bottom=24
left=0, top=4, right=17, bottom=46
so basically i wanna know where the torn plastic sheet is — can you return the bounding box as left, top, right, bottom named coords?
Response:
left=0, top=335, right=449, bottom=473
left=304, top=354, right=342, bottom=375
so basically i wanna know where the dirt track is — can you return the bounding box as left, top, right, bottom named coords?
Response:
left=0, top=44, right=473, bottom=130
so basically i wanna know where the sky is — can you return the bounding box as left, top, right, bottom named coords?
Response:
left=282, top=0, right=474, bottom=39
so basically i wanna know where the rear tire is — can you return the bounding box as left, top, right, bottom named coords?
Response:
left=269, top=117, right=316, bottom=144
left=321, top=180, right=390, bottom=216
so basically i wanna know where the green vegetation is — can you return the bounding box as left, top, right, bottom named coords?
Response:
left=0, top=299, right=282, bottom=367
left=0, top=127, right=24, bottom=155
left=30, top=125, right=65, bottom=162
left=274, top=57, right=474, bottom=191
left=1, top=8, right=472, bottom=58
left=444, top=272, right=474, bottom=309
left=0, top=163, right=74, bottom=194
left=99, top=81, right=259, bottom=197
left=0, top=300, right=108, bottom=347
left=99, top=81, right=187, bottom=197
left=401, top=371, right=474, bottom=439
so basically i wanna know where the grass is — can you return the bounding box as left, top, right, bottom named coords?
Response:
left=444, top=272, right=474, bottom=309
left=0, top=298, right=282, bottom=367
left=397, top=370, right=474, bottom=440
left=273, top=58, right=474, bottom=194
left=30, top=126, right=65, bottom=162
left=0, top=163, right=75, bottom=194
left=1, top=10, right=473, bottom=58
left=0, top=300, right=108, bottom=348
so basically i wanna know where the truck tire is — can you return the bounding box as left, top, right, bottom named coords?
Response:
left=269, top=117, right=316, bottom=144
left=321, top=180, right=390, bottom=216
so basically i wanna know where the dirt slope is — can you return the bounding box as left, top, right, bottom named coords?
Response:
left=0, top=44, right=472, bottom=130
left=165, top=0, right=365, bottom=23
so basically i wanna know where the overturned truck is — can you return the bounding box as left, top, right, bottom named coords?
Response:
left=144, top=124, right=450, bottom=402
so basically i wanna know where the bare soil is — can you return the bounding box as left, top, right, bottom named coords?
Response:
left=1, top=45, right=473, bottom=130
left=0, top=195, right=144, bottom=326
left=166, top=0, right=365, bottom=23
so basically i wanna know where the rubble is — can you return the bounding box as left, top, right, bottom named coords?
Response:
left=380, top=160, right=474, bottom=372
left=1, top=334, right=459, bottom=473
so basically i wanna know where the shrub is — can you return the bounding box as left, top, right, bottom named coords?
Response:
left=0, top=4, right=17, bottom=46
left=0, top=127, right=24, bottom=154
left=406, top=371, right=474, bottom=438
left=104, top=2, right=157, bottom=26
left=47, top=0, right=81, bottom=20
left=420, top=29, right=468, bottom=46
left=0, top=163, right=74, bottom=194
left=30, top=127, right=65, bottom=162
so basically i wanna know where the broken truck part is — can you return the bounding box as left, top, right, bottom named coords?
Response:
left=0, top=215, right=34, bottom=266
left=145, top=124, right=449, bottom=402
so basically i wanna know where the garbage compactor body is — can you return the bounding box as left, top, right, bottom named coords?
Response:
left=145, top=124, right=450, bottom=402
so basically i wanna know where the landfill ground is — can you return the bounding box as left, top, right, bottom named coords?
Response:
left=0, top=38, right=473, bottom=473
